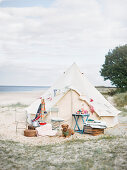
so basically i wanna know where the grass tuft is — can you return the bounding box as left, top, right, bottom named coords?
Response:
left=0, top=136, right=127, bottom=170
left=0, top=102, right=28, bottom=108
left=114, top=91, right=127, bottom=107
left=9, top=102, right=28, bottom=108
left=97, top=135, right=117, bottom=141
left=119, top=108, right=127, bottom=117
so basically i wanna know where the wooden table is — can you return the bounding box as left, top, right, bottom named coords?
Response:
left=72, top=113, right=90, bottom=134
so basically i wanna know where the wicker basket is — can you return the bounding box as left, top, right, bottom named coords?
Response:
left=28, top=125, right=36, bottom=130
left=24, top=129, right=37, bottom=137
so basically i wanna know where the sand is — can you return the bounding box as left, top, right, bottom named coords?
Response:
left=0, top=90, right=127, bottom=146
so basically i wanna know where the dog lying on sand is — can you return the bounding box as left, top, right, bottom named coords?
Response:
left=61, top=124, right=74, bottom=137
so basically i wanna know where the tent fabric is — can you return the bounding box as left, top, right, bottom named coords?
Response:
left=26, top=63, right=120, bottom=127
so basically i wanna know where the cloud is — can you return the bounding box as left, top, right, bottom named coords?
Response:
left=0, top=0, right=127, bottom=86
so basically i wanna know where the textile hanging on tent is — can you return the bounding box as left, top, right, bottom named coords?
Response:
left=32, top=100, right=47, bottom=122
left=40, top=98, right=45, bottom=121
left=32, top=114, right=41, bottom=122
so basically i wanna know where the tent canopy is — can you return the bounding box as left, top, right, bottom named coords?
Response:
left=27, top=63, right=120, bottom=118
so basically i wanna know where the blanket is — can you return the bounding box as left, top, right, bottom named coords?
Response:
left=36, top=124, right=57, bottom=136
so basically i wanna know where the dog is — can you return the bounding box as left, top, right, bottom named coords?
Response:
left=61, top=124, right=74, bottom=138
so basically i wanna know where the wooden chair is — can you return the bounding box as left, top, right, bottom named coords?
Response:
left=15, top=110, right=28, bottom=134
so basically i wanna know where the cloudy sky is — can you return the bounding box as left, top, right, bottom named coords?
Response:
left=0, top=0, right=127, bottom=86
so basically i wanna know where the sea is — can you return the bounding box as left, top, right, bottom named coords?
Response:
left=0, top=86, right=50, bottom=92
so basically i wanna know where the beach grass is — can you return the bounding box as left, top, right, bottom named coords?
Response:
left=8, top=102, right=28, bottom=108
left=0, top=135, right=127, bottom=170
left=114, top=92, right=127, bottom=107
left=119, top=108, right=127, bottom=117
left=0, top=102, right=28, bottom=108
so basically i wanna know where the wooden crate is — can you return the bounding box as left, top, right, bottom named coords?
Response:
left=83, top=125, right=104, bottom=136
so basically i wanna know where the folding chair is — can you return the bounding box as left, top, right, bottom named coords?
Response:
left=15, top=110, right=28, bottom=134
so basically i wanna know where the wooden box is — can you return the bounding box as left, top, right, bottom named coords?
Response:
left=83, top=125, right=104, bottom=136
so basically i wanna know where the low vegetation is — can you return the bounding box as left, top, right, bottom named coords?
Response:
left=119, top=108, right=127, bottom=117
left=97, top=87, right=127, bottom=108
left=9, top=102, right=28, bottom=108
left=114, top=92, right=127, bottom=107
left=0, top=136, right=127, bottom=170
left=0, top=102, right=28, bottom=108
left=96, top=87, right=116, bottom=96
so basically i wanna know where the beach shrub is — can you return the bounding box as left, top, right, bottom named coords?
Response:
left=107, top=89, right=117, bottom=96
left=9, top=102, right=28, bottom=108
left=119, top=108, right=127, bottom=117
left=114, top=92, right=127, bottom=107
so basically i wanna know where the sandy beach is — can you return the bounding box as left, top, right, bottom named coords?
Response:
left=0, top=90, right=127, bottom=146
left=0, top=90, right=127, bottom=170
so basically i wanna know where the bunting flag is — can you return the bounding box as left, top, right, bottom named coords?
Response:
left=47, top=97, right=52, bottom=101
left=90, top=98, right=94, bottom=102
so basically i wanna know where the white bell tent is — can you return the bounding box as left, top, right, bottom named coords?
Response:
left=26, top=63, right=120, bottom=128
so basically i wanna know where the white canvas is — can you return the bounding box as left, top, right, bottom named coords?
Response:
left=26, top=63, right=120, bottom=127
